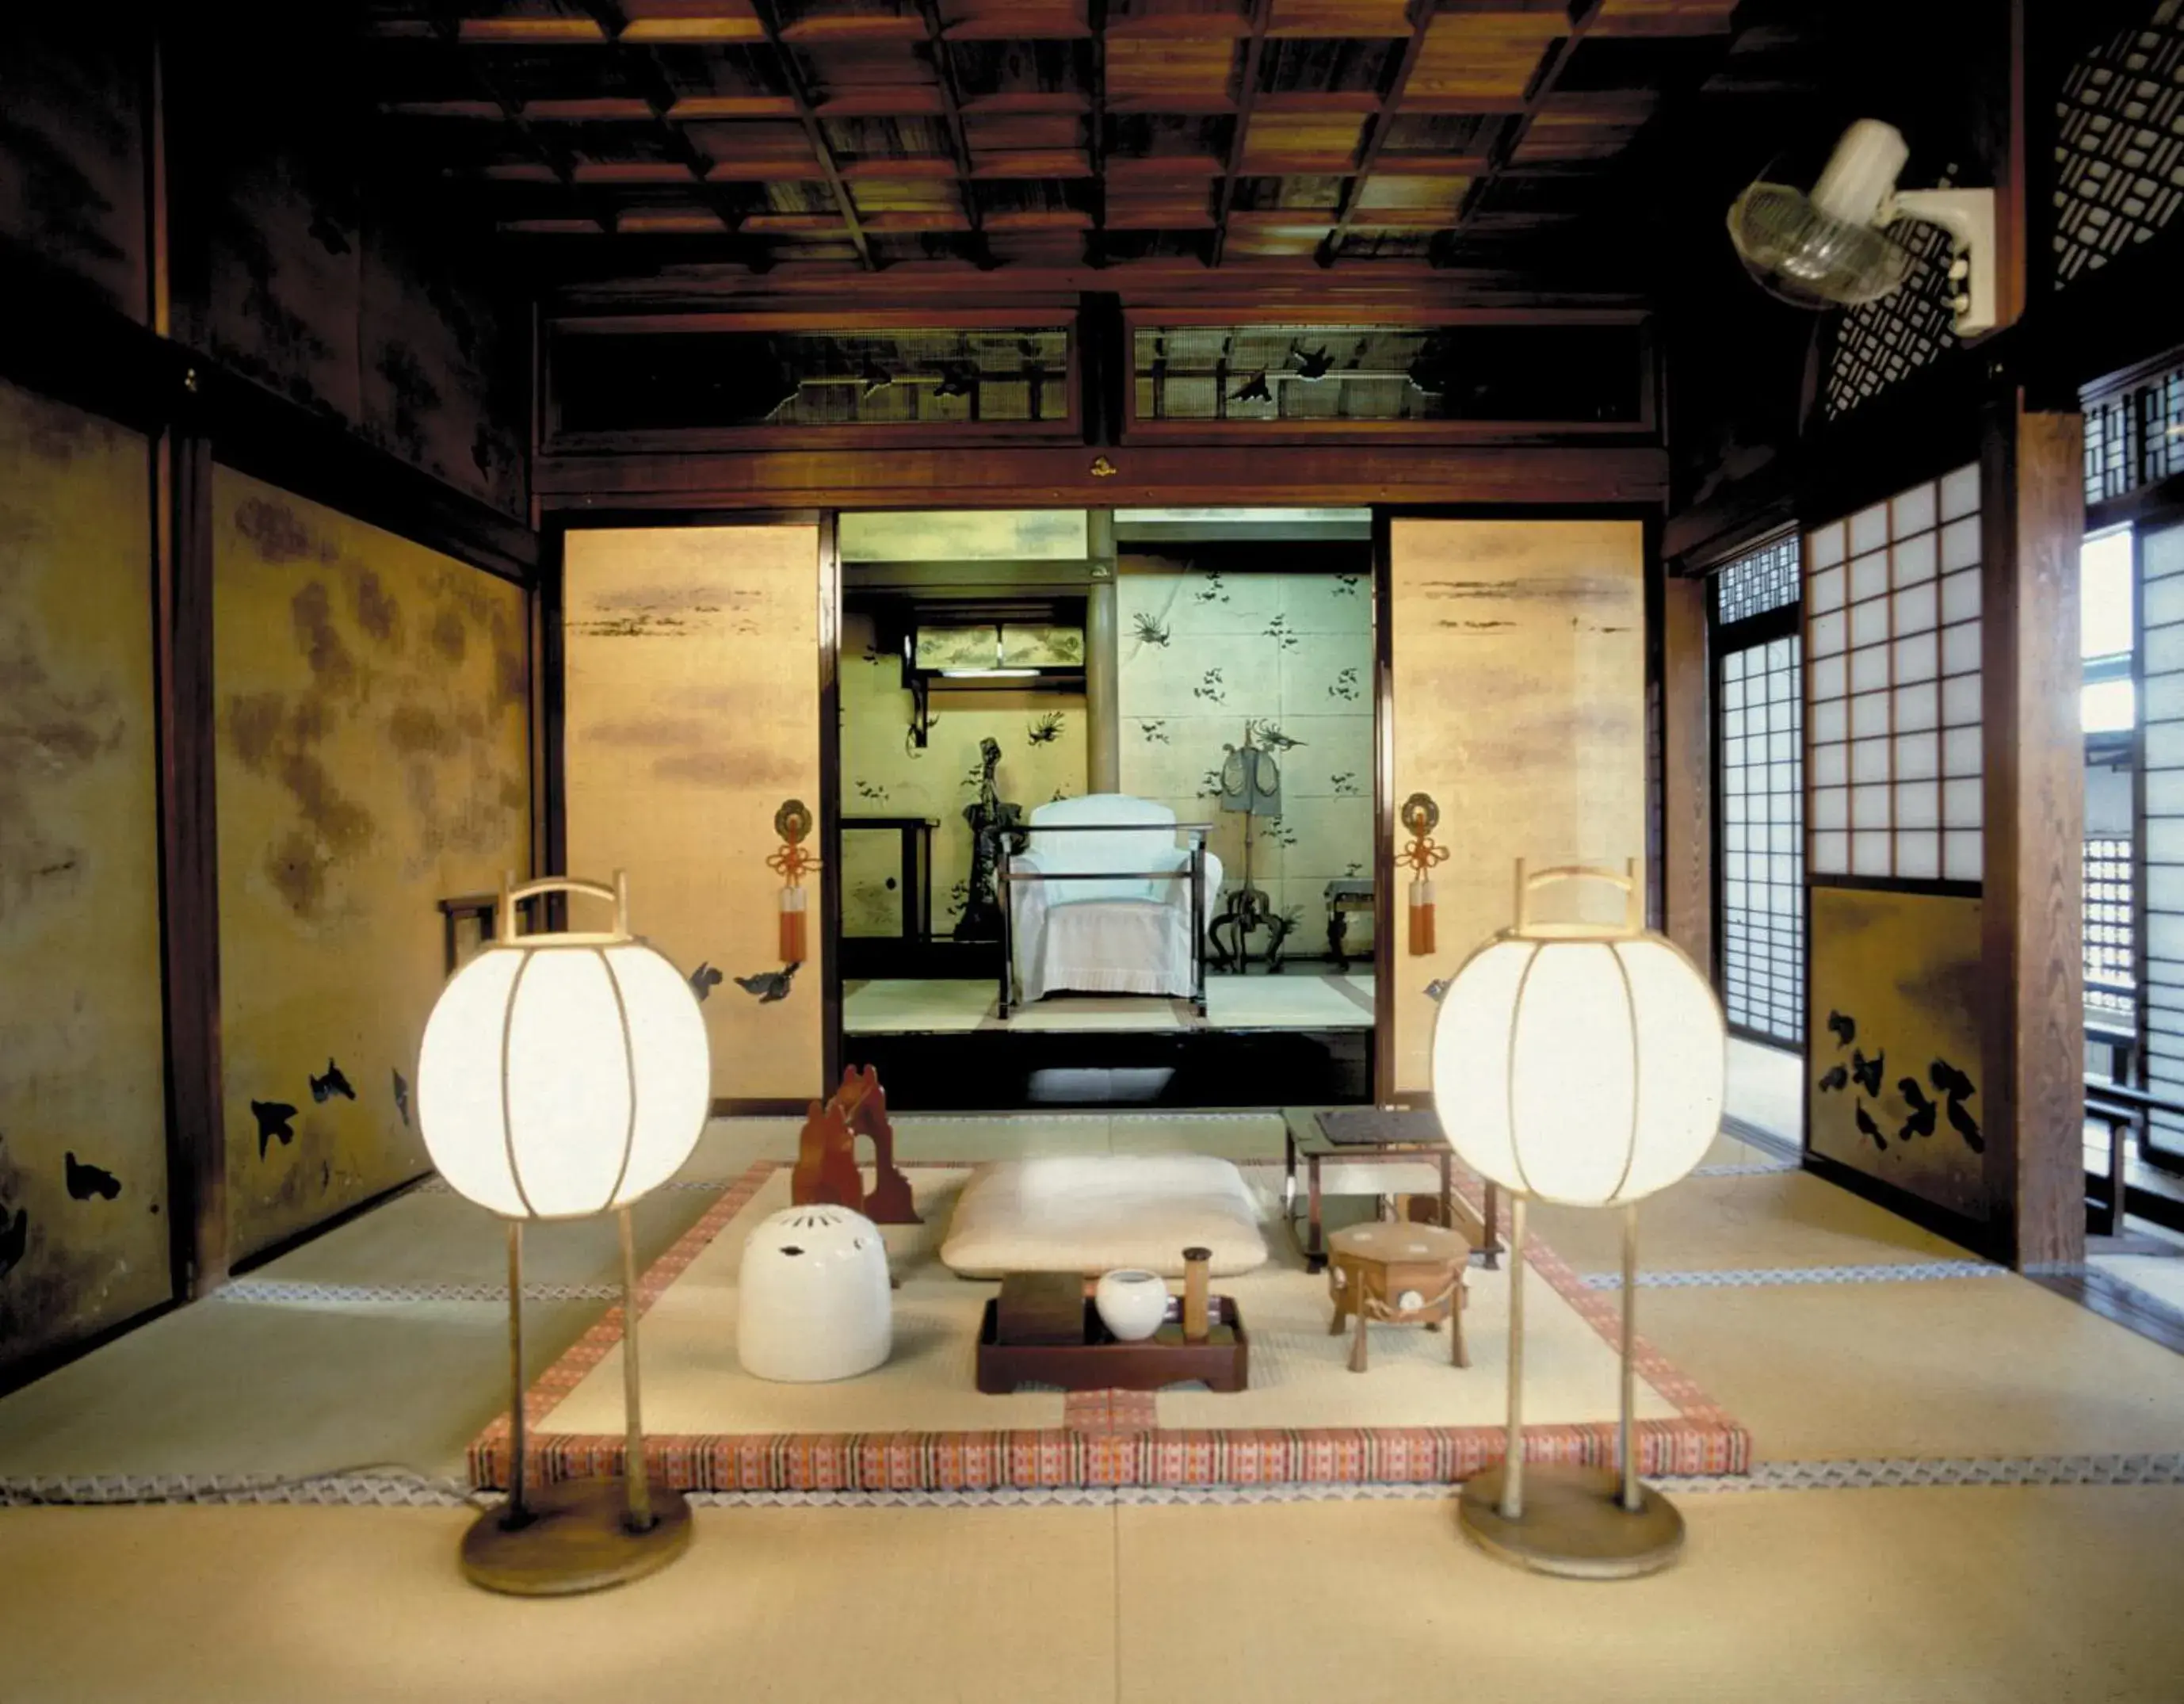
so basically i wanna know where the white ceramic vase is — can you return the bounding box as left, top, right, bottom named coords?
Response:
left=1094, top=1269, right=1169, bottom=1343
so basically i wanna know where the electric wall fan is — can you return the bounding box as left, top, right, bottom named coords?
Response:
left=1728, top=120, right=1996, bottom=335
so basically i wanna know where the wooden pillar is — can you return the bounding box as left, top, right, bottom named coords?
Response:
left=1661, top=575, right=1713, bottom=974
left=1981, top=392, right=2086, bottom=1269
left=1086, top=508, right=1120, bottom=795
left=152, top=415, right=227, bottom=1298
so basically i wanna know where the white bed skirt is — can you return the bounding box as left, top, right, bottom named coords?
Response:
left=1015, top=897, right=1194, bottom=1003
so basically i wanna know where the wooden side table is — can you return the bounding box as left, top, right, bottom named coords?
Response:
left=1326, top=1221, right=1469, bottom=1374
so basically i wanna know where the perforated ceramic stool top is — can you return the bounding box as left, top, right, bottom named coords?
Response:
left=737, top=1204, right=892, bottom=1383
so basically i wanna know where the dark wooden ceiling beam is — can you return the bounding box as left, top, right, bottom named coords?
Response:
left=423, top=2, right=623, bottom=235
left=1434, top=0, right=1608, bottom=269
left=914, top=0, right=995, bottom=269
left=1208, top=0, right=1275, bottom=270
left=1315, top=0, right=1438, bottom=266
left=749, top=0, right=876, bottom=269
left=1087, top=0, right=1109, bottom=267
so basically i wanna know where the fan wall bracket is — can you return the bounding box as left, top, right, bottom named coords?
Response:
left=1883, top=188, right=1998, bottom=337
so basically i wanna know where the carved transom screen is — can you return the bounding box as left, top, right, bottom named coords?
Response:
left=2054, top=0, right=2184, bottom=288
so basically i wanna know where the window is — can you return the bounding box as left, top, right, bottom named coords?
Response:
left=1805, top=465, right=1984, bottom=884
left=2083, top=525, right=2136, bottom=735
left=1721, top=633, right=1805, bottom=1044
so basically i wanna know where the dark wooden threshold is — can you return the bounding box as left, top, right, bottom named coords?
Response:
left=711, top=1098, right=814, bottom=1118
left=2028, top=1264, right=2184, bottom=1359
left=0, top=1297, right=180, bottom=1404
left=229, top=1171, right=439, bottom=1276
left=1800, top=1147, right=1999, bottom=1264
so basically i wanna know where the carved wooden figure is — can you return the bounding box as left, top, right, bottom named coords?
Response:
left=791, top=1064, right=921, bottom=1225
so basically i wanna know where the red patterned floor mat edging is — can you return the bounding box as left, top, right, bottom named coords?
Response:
left=467, top=1158, right=1752, bottom=1493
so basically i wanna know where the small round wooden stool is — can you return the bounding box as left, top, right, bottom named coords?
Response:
left=1326, top=1221, right=1469, bottom=1374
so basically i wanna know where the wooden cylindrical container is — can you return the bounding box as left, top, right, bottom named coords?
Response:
left=779, top=886, right=808, bottom=964
left=1407, top=878, right=1436, bottom=956
left=1182, top=1245, right=1212, bottom=1342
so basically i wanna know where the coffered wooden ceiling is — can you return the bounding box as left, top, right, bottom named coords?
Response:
left=360, top=1, right=1810, bottom=285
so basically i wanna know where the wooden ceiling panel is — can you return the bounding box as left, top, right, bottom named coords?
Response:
left=1266, top=0, right=1411, bottom=38
left=1239, top=110, right=1368, bottom=173
left=1106, top=37, right=1242, bottom=112
left=1404, top=9, right=1563, bottom=110
left=364, top=0, right=1757, bottom=276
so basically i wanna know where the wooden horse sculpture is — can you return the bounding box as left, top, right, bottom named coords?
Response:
left=791, top=1064, right=921, bottom=1225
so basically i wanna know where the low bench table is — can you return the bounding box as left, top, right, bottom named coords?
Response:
left=1281, top=1106, right=1499, bottom=1274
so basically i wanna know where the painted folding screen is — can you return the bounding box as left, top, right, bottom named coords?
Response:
left=563, top=526, right=824, bottom=1106
left=212, top=472, right=533, bottom=1262
left=1803, top=465, right=1989, bottom=1219
left=1388, top=520, right=1646, bottom=1098
left=0, top=379, right=169, bottom=1370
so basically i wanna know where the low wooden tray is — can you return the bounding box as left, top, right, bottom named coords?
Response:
left=976, top=1296, right=1248, bottom=1394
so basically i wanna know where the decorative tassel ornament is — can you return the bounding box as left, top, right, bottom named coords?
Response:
left=766, top=799, right=819, bottom=969
left=1399, top=793, right=1449, bottom=958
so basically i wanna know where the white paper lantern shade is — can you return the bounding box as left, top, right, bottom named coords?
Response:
left=416, top=876, right=712, bottom=1221
left=1430, top=934, right=1724, bottom=1209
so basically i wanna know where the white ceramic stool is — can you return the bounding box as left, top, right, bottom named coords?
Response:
left=736, top=1204, right=892, bottom=1382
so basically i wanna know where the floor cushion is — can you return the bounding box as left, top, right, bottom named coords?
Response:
left=940, top=1155, right=1270, bottom=1278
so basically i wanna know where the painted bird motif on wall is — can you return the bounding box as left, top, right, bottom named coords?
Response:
left=1854, top=1102, right=1887, bottom=1150
left=736, top=964, right=800, bottom=1003
left=689, top=962, right=724, bottom=1002
left=1930, top=1060, right=1984, bottom=1152
left=1817, top=1064, right=1849, bottom=1093
left=1850, top=1049, right=1884, bottom=1097
left=391, top=1069, right=410, bottom=1127
left=1826, top=1011, right=1857, bottom=1048
left=309, top=1059, right=355, bottom=1103
left=1897, top=1077, right=1940, bottom=1142
left=252, top=1100, right=298, bottom=1159
left=64, top=1152, right=121, bottom=1202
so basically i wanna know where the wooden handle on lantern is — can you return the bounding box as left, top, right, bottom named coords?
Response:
left=1513, top=858, right=1641, bottom=934
left=501, top=871, right=630, bottom=941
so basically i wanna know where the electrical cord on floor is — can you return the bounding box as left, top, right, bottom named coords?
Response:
left=0, top=1461, right=497, bottom=1510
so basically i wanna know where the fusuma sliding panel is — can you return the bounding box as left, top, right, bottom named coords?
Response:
left=2143, top=518, right=2184, bottom=1155
left=1388, top=520, right=1646, bottom=1098
left=564, top=526, right=823, bottom=1106
left=0, top=379, right=168, bottom=1370
left=214, top=471, right=533, bottom=1262
left=1805, top=464, right=1984, bottom=884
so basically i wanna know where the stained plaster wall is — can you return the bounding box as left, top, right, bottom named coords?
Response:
left=213, top=470, right=532, bottom=1262
left=839, top=609, right=1088, bottom=936
left=0, top=378, right=170, bottom=1370
left=1117, top=558, right=1375, bottom=956
left=563, top=526, right=824, bottom=1106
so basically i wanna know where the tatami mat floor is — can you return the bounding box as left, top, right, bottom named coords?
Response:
left=4, top=1109, right=2184, bottom=1702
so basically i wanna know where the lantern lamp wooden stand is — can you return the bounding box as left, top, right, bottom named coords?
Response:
left=416, top=873, right=713, bottom=1595
left=1431, top=860, right=1724, bottom=1580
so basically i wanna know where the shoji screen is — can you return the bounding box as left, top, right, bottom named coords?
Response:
left=1805, top=464, right=1984, bottom=884
left=563, top=525, right=824, bottom=1106
left=2143, top=518, right=2184, bottom=1155
left=1388, top=520, right=1645, bottom=1098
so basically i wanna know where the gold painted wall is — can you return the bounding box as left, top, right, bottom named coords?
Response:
left=1389, top=520, right=1646, bottom=1096
left=840, top=609, right=1087, bottom=935
left=565, top=527, right=823, bottom=1103
left=0, top=378, right=169, bottom=1368
left=213, top=470, right=531, bottom=1262
left=1808, top=885, right=1987, bottom=1221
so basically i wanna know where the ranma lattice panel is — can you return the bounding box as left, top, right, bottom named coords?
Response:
left=2054, top=0, right=2184, bottom=288
left=1806, top=465, right=1984, bottom=884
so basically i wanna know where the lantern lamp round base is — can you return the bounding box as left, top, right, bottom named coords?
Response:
left=1457, top=1465, right=1684, bottom=1580
left=460, top=1477, right=693, bottom=1596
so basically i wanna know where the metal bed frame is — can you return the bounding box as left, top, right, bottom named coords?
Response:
left=995, top=820, right=1214, bottom=1020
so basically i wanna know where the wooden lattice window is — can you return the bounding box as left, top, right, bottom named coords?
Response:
left=2054, top=0, right=2184, bottom=288
left=1822, top=214, right=1960, bottom=421
left=2083, top=353, right=2184, bottom=504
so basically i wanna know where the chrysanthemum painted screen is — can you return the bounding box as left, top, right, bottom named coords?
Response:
left=1805, top=464, right=1984, bottom=884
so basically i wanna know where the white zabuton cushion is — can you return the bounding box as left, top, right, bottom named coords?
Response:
left=941, top=1155, right=1269, bottom=1278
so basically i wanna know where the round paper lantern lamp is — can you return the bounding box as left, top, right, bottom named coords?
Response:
left=1430, top=930, right=1723, bottom=1209
left=417, top=896, right=710, bottom=1221
left=1431, top=860, right=1724, bottom=1582
left=416, top=872, right=711, bottom=1596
